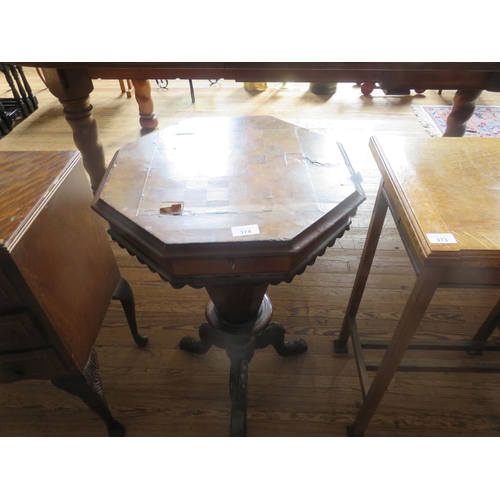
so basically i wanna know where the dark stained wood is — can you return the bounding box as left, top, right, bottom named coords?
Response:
left=23, top=62, right=500, bottom=89
left=0, top=151, right=71, bottom=238
left=93, top=115, right=366, bottom=435
left=0, top=151, right=143, bottom=435
left=8, top=153, right=120, bottom=367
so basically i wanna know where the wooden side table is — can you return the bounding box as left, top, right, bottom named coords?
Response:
left=0, top=151, right=146, bottom=436
left=335, top=136, right=500, bottom=436
left=92, top=115, right=365, bottom=436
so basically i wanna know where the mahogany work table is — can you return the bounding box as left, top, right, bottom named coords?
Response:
left=92, top=115, right=366, bottom=436
left=0, top=151, right=146, bottom=436
left=13, top=62, right=500, bottom=192
left=335, top=136, right=500, bottom=436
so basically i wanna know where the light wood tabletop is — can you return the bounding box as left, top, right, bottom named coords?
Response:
left=336, top=136, right=500, bottom=436
left=370, top=136, right=500, bottom=263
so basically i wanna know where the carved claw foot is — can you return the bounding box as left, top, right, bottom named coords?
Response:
left=179, top=323, right=225, bottom=354
left=179, top=335, right=210, bottom=354
left=256, top=322, right=308, bottom=357
left=280, top=337, right=308, bottom=356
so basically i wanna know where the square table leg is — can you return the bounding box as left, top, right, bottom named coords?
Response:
left=335, top=181, right=389, bottom=352
left=335, top=178, right=449, bottom=436
left=472, top=298, right=500, bottom=343
left=349, top=266, right=444, bottom=436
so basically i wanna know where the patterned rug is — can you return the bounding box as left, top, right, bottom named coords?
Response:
left=412, top=105, right=500, bottom=137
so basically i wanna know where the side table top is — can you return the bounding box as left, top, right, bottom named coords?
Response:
left=0, top=151, right=80, bottom=251
left=370, top=136, right=500, bottom=264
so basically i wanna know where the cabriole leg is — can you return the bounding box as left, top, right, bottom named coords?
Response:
left=51, top=349, right=125, bottom=437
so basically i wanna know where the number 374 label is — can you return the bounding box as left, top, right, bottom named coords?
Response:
left=426, top=233, right=457, bottom=244
left=231, top=224, right=260, bottom=237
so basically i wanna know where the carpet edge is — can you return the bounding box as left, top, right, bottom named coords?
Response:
left=411, top=105, right=441, bottom=137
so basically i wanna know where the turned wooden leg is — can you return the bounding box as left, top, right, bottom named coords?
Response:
left=51, top=349, right=125, bottom=437
left=112, top=276, right=148, bottom=347
left=131, top=79, right=158, bottom=130
left=443, top=89, right=483, bottom=137
left=41, top=68, right=107, bottom=192
left=61, top=96, right=106, bottom=192
left=0, top=63, right=29, bottom=117
left=17, top=65, right=39, bottom=110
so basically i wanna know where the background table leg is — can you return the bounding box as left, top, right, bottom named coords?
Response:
left=41, top=68, right=107, bottom=192
left=131, top=79, right=158, bottom=130
left=444, top=89, right=483, bottom=137
left=61, top=96, right=106, bottom=192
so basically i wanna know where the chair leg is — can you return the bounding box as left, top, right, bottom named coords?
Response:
left=118, top=79, right=134, bottom=98
left=189, top=79, right=195, bottom=103
left=125, top=79, right=133, bottom=98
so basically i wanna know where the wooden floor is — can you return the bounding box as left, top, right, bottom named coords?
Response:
left=2, top=69, right=500, bottom=437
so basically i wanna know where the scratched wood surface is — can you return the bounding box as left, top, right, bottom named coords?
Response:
left=1, top=69, right=500, bottom=436
left=0, top=150, right=122, bottom=373
left=370, top=136, right=500, bottom=256
left=97, top=115, right=359, bottom=245
left=0, top=151, right=73, bottom=243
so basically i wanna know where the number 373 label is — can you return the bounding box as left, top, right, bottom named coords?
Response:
left=231, top=224, right=260, bottom=237
left=426, top=233, right=457, bottom=244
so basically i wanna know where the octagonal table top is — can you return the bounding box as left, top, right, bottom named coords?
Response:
left=95, top=115, right=363, bottom=241
left=93, top=116, right=365, bottom=284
